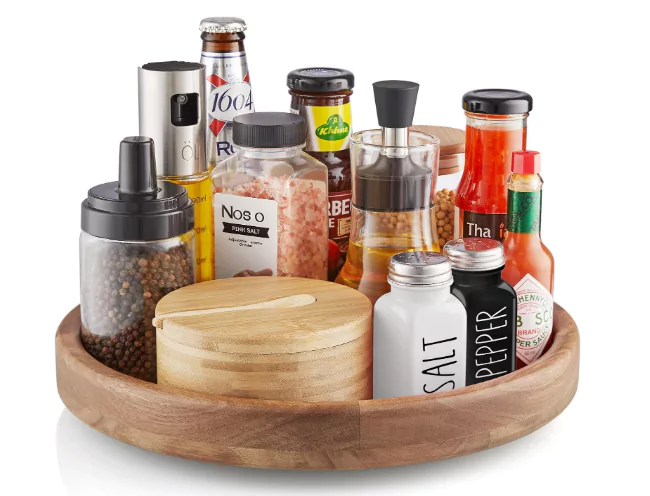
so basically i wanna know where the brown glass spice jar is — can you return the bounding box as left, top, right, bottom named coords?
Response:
left=287, top=68, right=354, bottom=280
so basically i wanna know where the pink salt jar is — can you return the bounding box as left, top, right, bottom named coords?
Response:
left=211, top=112, right=329, bottom=280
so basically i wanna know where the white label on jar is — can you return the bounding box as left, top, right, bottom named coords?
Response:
left=514, top=273, right=554, bottom=365
left=214, top=193, right=278, bottom=279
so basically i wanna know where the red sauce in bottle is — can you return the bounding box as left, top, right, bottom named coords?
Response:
left=454, top=90, right=532, bottom=242
left=502, top=151, right=555, bottom=369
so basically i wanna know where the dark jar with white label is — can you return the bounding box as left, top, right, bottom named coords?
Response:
left=210, top=112, right=329, bottom=280
left=443, top=238, right=517, bottom=385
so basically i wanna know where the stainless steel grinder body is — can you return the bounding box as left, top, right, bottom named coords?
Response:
left=138, top=62, right=206, bottom=178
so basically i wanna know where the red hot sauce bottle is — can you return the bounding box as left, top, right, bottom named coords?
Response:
left=455, top=89, right=532, bottom=242
left=502, top=151, right=555, bottom=369
left=287, top=68, right=354, bottom=281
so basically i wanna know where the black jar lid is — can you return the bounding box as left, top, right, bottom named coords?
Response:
left=233, top=112, right=306, bottom=148
left=287, top=68, right=355, bottom=93
left=81, top=136, right=194, bottom=242
left=462, top=89, right=533, bottom=115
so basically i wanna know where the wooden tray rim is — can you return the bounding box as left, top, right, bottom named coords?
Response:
left=56, top=303, right=580, bottom=470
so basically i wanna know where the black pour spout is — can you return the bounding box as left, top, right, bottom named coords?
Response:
left=373, top=80, right=419, bottom=130
left=117, top=136, right=158, bottom=196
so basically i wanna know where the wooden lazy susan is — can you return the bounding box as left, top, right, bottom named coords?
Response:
left=56, top=301, right=579, bottom=470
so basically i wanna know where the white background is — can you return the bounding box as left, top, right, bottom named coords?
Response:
left=1, top=0, right=648, bottom=494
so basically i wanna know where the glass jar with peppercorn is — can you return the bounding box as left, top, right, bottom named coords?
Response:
left=80, top=137, right=196, bottom=383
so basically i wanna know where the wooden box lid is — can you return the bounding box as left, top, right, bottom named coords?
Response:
left=154, top=277, right=372, bottom=355
left=411, top=125, right=465, bottom=157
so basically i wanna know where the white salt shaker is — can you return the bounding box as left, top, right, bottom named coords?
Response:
left=373, top=252, right=467, bottom=399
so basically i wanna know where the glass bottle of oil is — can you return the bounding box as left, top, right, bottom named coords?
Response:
left=158, top=170, right=213, bottom=282
left=335, top=80, right=440, bottom=304
left=138, top=61, right=214, bottom=281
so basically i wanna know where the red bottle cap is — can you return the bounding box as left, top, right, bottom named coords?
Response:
left=511, top=150, right=541, bottom=174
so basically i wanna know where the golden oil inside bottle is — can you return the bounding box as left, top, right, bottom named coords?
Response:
left=162, top=172, right=214, bottom=282
left=336, top=207, right=439, bottom=304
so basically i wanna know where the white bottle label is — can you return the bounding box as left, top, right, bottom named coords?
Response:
left=514, top=274, right=553, bottom=365
left=214, top=193, right=277, bottom=279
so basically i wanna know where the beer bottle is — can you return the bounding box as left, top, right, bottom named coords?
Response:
left=200, top=17, right=254, bottom=169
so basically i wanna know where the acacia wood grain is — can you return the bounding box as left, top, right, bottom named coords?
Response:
left=155, top=278, right=372, bottom=354
left=154, top=278, right=373, bottom=401
left=56, top=303, right=579, bottom=470
left=412, top=125, right=465, bottom=157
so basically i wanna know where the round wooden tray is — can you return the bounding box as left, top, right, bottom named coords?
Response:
left=56, top=304, right=579, bottom=470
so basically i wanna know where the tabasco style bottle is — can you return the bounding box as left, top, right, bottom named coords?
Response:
left=502, top=151, right=555, bottom=369
left=455, top=89, right=532, bottom=242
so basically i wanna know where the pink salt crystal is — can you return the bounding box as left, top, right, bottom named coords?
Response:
left=227, top=176, right=327, bottom=280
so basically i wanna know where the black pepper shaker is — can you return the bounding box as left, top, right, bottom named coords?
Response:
left=79, top=136, right=196, bottom=382
left=443, top=238, right=517, bottom=385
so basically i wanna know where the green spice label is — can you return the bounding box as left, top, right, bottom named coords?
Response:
left=316, top=114, right=350, bottom=141
left=292, top=102, right=352, bottom=152
left=507, top=190, right=542, bottom=234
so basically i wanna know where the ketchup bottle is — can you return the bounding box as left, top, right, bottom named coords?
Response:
left=455, top=89, right=532, bottom=242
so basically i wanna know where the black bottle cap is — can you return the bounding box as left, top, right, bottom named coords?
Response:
left=286, top=68, right=355, bottom=93
left=373, top=80, right=419, bottom=128
left=81, top=137, right=194, bottom=242
left=462, top=89, right=533, bottom=115
left=233, top=112, right=306, bottom=148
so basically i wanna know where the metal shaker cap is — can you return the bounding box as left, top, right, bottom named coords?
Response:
left=199, top=17, right=247, bottom=33
left=443, top=238, right=505, bottom=271
left=388, top=252, right=453, bottom=287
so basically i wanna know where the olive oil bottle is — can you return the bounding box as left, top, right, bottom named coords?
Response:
left=161, top=172, right=213, bottom=281
left=138, top=61, right=215, bottom=281
left=335, top=80, right=440, bottom=304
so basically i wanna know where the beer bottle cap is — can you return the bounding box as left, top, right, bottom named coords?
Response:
left=199, top=17, right=247, bottom=33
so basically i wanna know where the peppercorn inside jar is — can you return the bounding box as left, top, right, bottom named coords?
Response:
left=211, top=112, right=329, bottom=280
left=79, top=137, right=195, bottom=383
left=412, top=125, right=465, bottom=249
